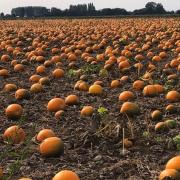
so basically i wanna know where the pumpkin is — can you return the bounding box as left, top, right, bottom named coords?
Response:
left=53, top=170, right=80, bottom=180
left=152, top=55, right=161, bottom=62
left=133, top=80, right=145, bottom=91
left=89, top=84, right=103, bottom=95
left=51, top=55, right=61, bottom=63
left=29, top=75, right=41, bottom=83
left=3, top=125, right=25, bottom=144
left=78, top=82, right=89, bottom=91
left=81, top=106, right=94, bottom=116
left=68, top=54, right=77, bottom=61
left=166, top=156, right=180, bottom=171
left=119, top=91, right=135, bottom=101
left=65, top=95, right=79, bottom=105
left=135, top=54, right=144, bottom=61
left=11, top=60, right=18, bottom=66
left=143, top=85, right=158, bottom=97
left=47, top=98, right=65, bottom=112
left=165, top=119, right=176, bottom=129
left=30, top=83, right=43, bottom=93
left=166, top=91, right=180, bottom=102
left=120, top=76, right=129, bottom=83
left=44, top=60, right=53, bottom=67
left=159, top=169, right=180, bottom=180
left=39, top=137, right=64, bottom=157
left=39, top=77, right=50, bottom=85
left=155, top=122, right=166, bottom=132
left=55, top=110, right=65, bottom=120
left=3, top=83, right=17, bottom=92
left=14, top=64, right=25, bottom=72
left=1, top=54, right=10, bottom=61
left=36, top=65, right=46, bottom=74
left=111, top=80, right=121, bottom=88
left=36, top=129, right=56, bottom=142
left=74, top=80, right=83, bottom=90
left=52, top=69, right=64, bottom=78
left=94, top=80, right=103, bottom=86
left=124, top=138, right=133, bottom=148
left=52, top=48, right=60, bottom=54
left=134, top=62, right=143, bottom=70
left=36, top=56, right=45, bottom=62
left=15, top=89, right=30, bottom=100
left=151, top=110, right=162, bottom=121
left=0, top=69, right=9, bottom=77
left=120, top=102, right=140, bottom=116
left=118, top=60, right=130, bottom=70
left=165, top=104, right=177, bottom=114
left=5, top=104, right=23, bottom=119
left=170, top=59, right=179, bottom=68
left=159, top=52, right=167, bottom=58
left=154, top=84, right=164, bottom=94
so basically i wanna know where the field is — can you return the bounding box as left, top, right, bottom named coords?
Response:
left=0, top=18, right=179, bottom=180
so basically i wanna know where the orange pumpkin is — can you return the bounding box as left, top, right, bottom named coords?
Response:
left=151, top=110, right=162, bottom=121
left=15, top=89, right=30, bottom=100
left=165, top=104, right=177, bottom=114
left=133, top=80, right=145, bottom=91
left=1, top=54, right=10, bottom=61
left=152, top=55, right=162, bottom=62
left=118, top=60, right=130, bottom=70
left=111, top=80, right=121, bottom=88
left=65, top=95, right=79, bottom=105
left=166, top=91, right=180, bottom=102
left=120, top=102, right=140, bottom=115
left=36, top=56, right=45, bottom=62
left=5, top=104, right=23, bottom=119
left=93, top=80, right=103, bottom=86
left=120, top=76, right=129, bottom=83
left=52, top=69, right=64, bottom=78
left=39, top=77, right=50, bottom=85
left=3, top=83, right=17, bottom=92
left=55, top=110, right=65, bottom=120
left=159, top=169, right=180, bottom=180
left=29, top=74, right=41, bottom=83
left=36, top=129, right=56, bottom=142
left=14, top=64, right=25, bottom=72
left=154, top=84, right=164, bottom=94
left=155, top=122, right=166, bottom=132
left=30, top=83, right=43, bottom=93
left=3, top=125, right=25, bottom=144
left=119, top=91, right=135, bottom=101
left=47, top=98, right=65, bottom=112
left=166, top=156, right=180, bottom=171
left=53, top=170, right=80, bottom=180
left=81, top=106, right=94, bottom=116
left=36, top=65, right=46, bottom=74
left=0, top=69, right=9, bottom=77
left=68, top=54, right=77, bottom=61
left=39, top=137, right=64, bottom=157
left=44, top=60, right=53, bottom=67
left=78, top=82, right=89, bottom=91
left=143, top=85, right=158, bottom=97
left=89, top=84, right=103, bottom=95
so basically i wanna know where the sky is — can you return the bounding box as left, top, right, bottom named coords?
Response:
left=0, top=0, right=179, bottom=14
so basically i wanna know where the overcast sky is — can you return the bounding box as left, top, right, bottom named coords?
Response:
left=0, top=0, right=179, bottom=14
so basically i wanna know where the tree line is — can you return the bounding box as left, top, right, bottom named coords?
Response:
left=0, top=2, right=180, bottom=18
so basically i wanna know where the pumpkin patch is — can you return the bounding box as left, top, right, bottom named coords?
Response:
left=0, top=17, right=179, bottom=180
